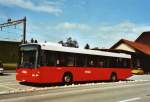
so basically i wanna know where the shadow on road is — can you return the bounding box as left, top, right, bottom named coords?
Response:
left=19, top=82, right=65, bottom=87
left=19, top=80, right=129, bottom=88
left=0, top=73, right=12, bottom=76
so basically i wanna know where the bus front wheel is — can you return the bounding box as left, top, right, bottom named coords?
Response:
left=63, top=73, right=73, bottom=85
left=110, top=73, right=117, bottom=82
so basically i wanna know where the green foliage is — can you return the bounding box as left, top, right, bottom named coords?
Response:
left=84, top=43, right=90, bottom=49
left=58, top=37, right=79, bottom=48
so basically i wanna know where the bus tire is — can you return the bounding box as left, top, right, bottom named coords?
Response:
left=110, top=73, right=117, bottom=82
left=63, top=73, right=73, bottom=85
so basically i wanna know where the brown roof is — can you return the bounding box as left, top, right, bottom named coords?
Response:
left=135, top=31, right=150, bottom=46
left=111, top=39, right=150, bottom=55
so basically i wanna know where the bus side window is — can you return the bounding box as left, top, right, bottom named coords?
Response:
left=118, top=58, right=123, bottom=68
left=56, top=52, right=69, bottom=67
left=66, top=54, right=74, bottom=67
left=123, top=59, right=130, bottom=68
left=75, top=54, right=86, bottom=67
left=47, top=51, right=56, bottom=66
left=97, top=56, right=105, bottom=68
left=98, top=61, right=104, bottom=67
left=41, top=50, right=47, bottom=66
left=87, top=56, right=92, bottom=67
left=105, top=58, right=110, bottom=68
left=110, top=57, right=116, bottom=68
left=56, top=59, right=60, bottom=65
left=87, top=55, right=97, bottom=67
left=123, top=59, right=127, bottom=68
left=90, top=60, right=94, bottom=66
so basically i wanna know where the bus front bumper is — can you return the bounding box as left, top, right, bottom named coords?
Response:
left=16, top=72, right=41, bottom=83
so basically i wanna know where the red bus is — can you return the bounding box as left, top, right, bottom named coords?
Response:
left=16, top=43, right=132, bottom=84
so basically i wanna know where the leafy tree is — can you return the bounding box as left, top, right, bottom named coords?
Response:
left=84, top=43, right=90, bottom=49
left=30, top=38, right=38, bottom=43
left=31, top=38, right=34, bottom=43
left=34, top=40, right=38, bottom=43
left=58, top=40, right=64, bottom=46
left=58, top=37, right=79, bottom=48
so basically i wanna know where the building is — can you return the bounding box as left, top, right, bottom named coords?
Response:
left=111, top=31, right=150, bottom=73
left=0, top=41, right=21, bottom=63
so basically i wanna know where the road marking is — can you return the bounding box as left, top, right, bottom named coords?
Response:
left=119, top=97, right=141, bottom=102
left=0, top=84, right=17, bottom=90
left=5, top=72, right=16, bottom=74
left=0, top=83, right=18, bottom=86
left=0, top=82, right=149, bottom=101
left=0, top=79, right=16, bottom=83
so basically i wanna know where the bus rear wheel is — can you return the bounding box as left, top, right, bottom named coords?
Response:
left=110, top=73, right=117, bottom=82
left=63, top=73, right=73, bottom=85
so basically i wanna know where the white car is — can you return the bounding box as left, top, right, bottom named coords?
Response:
left=0, top=61, right=4, bottom=74
left=0, top=67, right=4, bottom=74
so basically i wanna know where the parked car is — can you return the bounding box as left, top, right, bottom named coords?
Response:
left=131, top=68, right=144, bottom=75
left=0, top=61, right=4, bottom=74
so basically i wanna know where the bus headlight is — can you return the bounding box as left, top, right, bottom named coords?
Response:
left=32, top=73, right=39, bottom=77
left=32, top=74, right=35, bottom=77
left=35, top=74, right=39, bottom=77
left=22, top=70, right=27, bottom=74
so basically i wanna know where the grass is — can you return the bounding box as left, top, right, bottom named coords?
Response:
left=3, top=63, right=17, bottom=70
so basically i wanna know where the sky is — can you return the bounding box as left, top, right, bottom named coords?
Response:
left=0, top=0, right=150, bottom=48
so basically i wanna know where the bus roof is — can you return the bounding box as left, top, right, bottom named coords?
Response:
left=22, top=43, right=131, bottom=58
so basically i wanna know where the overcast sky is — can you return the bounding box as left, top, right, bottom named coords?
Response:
left=0, top=0, right=150, bottom=48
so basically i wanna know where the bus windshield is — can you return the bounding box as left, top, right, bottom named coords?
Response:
left=19, top=45, right=39, bottom=68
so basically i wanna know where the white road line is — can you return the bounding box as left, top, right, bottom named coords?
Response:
left=4, top=72, right=16, bottom=74
left=0, top=85, right=17, bottom=90
left=119, top=97, right=141, bottom=102
left=0, top=79, right=16, bottom=83
left=0, top=83, right=19, bottom=86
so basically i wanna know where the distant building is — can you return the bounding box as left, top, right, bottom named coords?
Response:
left=111, top=31, right=150, bottom=73
left=92, top=31, right=150, bottom=73
left=0, top=41, right=21, bottom=63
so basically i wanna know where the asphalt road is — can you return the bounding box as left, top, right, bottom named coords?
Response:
left=0, top=71, right=31, bottom=93
left=0, top=77, right=150, bottom=102
left=0, top=71, right=150, bottom=102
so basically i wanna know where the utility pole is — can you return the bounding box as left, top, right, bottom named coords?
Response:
left=23, top=17, right=26, bottom=44
left=0, top=17, right=27, bottom=44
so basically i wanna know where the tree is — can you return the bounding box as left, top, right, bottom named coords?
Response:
left=34, top=39, right=38, bottom=43
left=58, top=37, right=79, bottom=48
left=30, top=38, right=38, bottom=43
left=58, top=40, right=64, bottom=46
left=31, top=38, right=34, bottom=43
left=66, top=37, right=72, bottom=47
left=65, top=37, right=79, bottom=48
left=84, top=43, right=90, bottom=49
left=72, top=40, right=79, bottom=48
